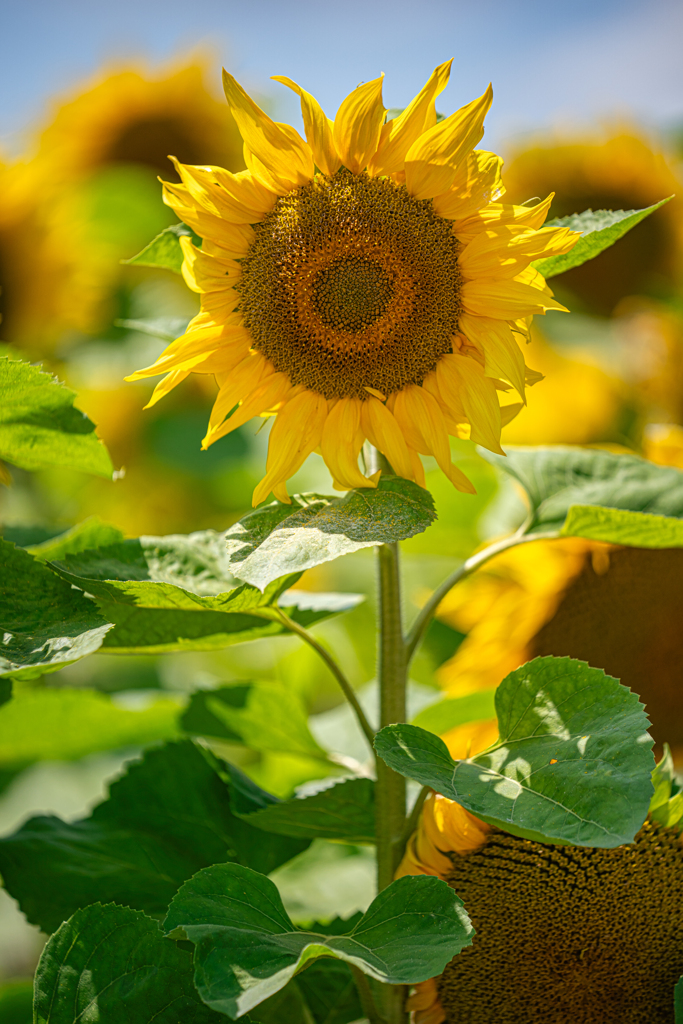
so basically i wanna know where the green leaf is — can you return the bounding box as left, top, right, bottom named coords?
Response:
left=34, top=902, right=224, bottom=1024
left=412, top=690, right=496, bottom=734
left=236, top=776, right=376, bottom=842
left=675, top=976, right=683, bottom=1023
left=481, top=446, right=683, bottom=535
left=0, top=540, right=112, bottom=679
left=164, top=863, right=473, bottom=1018
left=561, top=503, right=683, bottom=547
left=0, top=741, right=308, bottom=933
left=26, top=516, right=125, bottom=560
left=181, top=682, right=328, bottom=759
left=0, top=687, right=180, bottom=772
left=122, top=221, right=201, bottom=273
left=532, top=198, right=672, bottom=279
left=0, top=355, right=113, bottom=477
left=375, top=656, right=654, bottom=848
left=226, top=476, right=437, bottom=590
left=0, top=678, right=12, bottom=706
left=46, top=534, right=359, bottom=654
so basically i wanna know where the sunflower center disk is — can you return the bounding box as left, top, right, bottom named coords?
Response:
left=439, top=822, right=683, bottom=1024
left=238, top=169, right=463, bottom=399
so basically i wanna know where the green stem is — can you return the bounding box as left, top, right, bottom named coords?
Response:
left=375, top=540, right=409, bottom=1024
left=405, top=529, right=559, bottom=664
left=350, top=966, right=386, bottom=1024
left=275, top=609, right=377, bottom=754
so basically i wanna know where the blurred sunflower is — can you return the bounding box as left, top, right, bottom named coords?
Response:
left=503, top=131, right=683, bottom=315
left=128, top=61, right=580, bottom=505
left=434, top=434, right=683, bottom=765
left=398, top=794, right=683, bottom=1023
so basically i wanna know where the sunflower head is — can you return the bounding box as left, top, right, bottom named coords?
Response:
left=400, top=793, right=683, bottom=1024
left=127, top=63, right=578, bottom=505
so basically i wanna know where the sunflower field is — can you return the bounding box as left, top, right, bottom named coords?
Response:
left=1, top=54, right=683, bottom=1024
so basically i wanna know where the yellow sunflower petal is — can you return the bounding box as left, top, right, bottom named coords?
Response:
left=207, top=352, right=270, bottom=435
left=126, top=323, right=251, bottom=381
left=367, top=60, right=452, bottom=177
left=459, top=224, right=578, bottom=281
left=253, top=390, right=329, bottom=505
left=204, top=372, right=292, bottom=448
left=143, top=368, right=192, bottom=409
left=321, top=397, right=377, bottom=490
left=432, top=150, right=504, bottom=221
left=393, top=385, right=476, bottom=493
left=453, top=193, right=554, bottom=244
left=333, top=75, right=386, bottom=174
left=461, top=278, right=568, bottom=319
left=437, top=354, right=504, bottom=454
left=404, top=85, right=493, bottom=200
left=459, top=313, right=526, bottom=400
left=406, top=979, right=446, bottom=1024
left=222, top=70, right=314, bottom=189
left=179, top=237, right=241, bottom=293
left=161, top=180, right=256, bottom=255
left=170, top=158, right=274, bottom=223
left=272, top=76, right=341, bottom=177
left=360, top=395, right=414, bottom=480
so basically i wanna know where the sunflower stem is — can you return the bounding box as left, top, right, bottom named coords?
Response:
left=375, top=539, right=409, bottom=1024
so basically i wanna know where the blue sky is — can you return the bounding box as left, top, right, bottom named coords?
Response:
left=2, top=0, right=682, bottom=158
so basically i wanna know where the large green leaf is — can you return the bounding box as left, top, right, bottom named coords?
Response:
left=49, top=537, right=361, bottom=653
left=0, top=540, right=112, bottom=678
left=235, top=776, right=376, bottom=842
left=375, top=656, right=654, bottom=847
left=560, top=504, right=683, bottom=547
left=225, top=477, right=436, bottom=590
left=181, top=683, right=329, bottom=760
left=33, top=903, right=224, bottom=1024
left=481, top=446, right=683, bottom=536
left=164, top=863, right=473, bottom=1018
left=0, top=741, right=308, bottom=934
left=26, top=517, right=125, bottom=560
left=0, top=355, right=113, bottom=477
left=532, top=198, right=671, bottom=279
left=0, top=687, right=180, bottom=772
left=122, top=221, right=200, bottom=273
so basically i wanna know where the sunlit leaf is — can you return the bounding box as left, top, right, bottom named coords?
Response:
left=164, top=863, right=472, bottom=1017
left=26, top=517, right=125, bottom=560
left=0, top=741, right=308, bottom=934
left=533, top=198, right=671, bottom=279
left=481, top=446, right=683, bottom=536
left=376, top=656, right=654, bottom=847
left=561, top=504, right=683, bottom=547
left=0, top=355, right=113, bottom=477
left=34, top=903, right=224, bottom=1024
left=122, top=221, right=200, bottom=273
left=225, top=477, right=436, bottom=590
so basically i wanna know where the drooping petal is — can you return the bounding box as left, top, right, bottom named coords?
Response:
left=204, top=372, right=292, bottom=448
left=437, top=354, right=504, bottom=454
left=360, top=395, right=414, bottom=480
left=333, top=76, right=386, bottom=174
left=126, top=322, right=251, bottom=381
left=432, top=150, right=504, bottom=221
left=461, top=278, right=568, bottom=319
left=253, top=390, right=329, bottom=505
left=368, top=60, right=452, bottom=177
left=206, top=352, right=270, bottom=436
left=404, top=85, right=493, bottom=200
left=222, top=69, right=314, bottom=189
left=161, top=180, right=256, bottom=255
left=272, top=76, right=341, bottom=176
left=459, top=313, right=527, bottom=401
left=144, top=368, right=192, bottom=409
left=321, top=397, right=377, bottom=490
left=393, top=386, right=476, bottom=493
left=170, top=158, right=275, bottom=223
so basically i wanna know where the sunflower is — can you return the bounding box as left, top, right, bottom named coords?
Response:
left=398, top=793, right=683, bottom=1023
left=127, top=62, right=578, bottom=505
